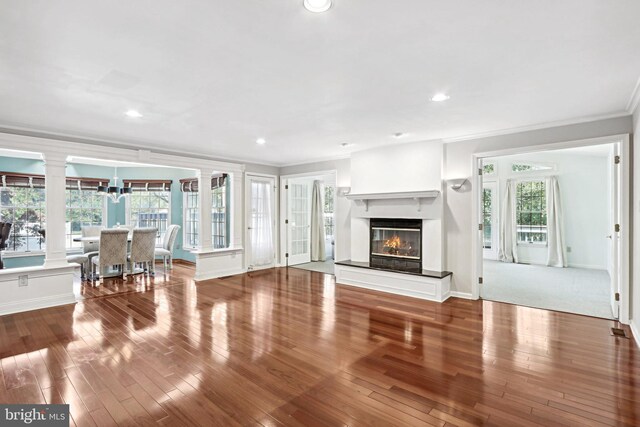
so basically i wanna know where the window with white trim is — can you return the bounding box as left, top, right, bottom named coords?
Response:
left=211, top=184, right=228, bottom=249
left=125, top=180, right=172, bottom=244
left=65, top=189, right=104, bottom=250
left=0, top=186, right=46, bottom=252
left=183, top=191, right=198, bottom=249
left=180, top=174, right=229, bottom=250
left=516, top=180, right=547, bottom=244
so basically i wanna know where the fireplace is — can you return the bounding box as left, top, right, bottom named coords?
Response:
left=370, top=218, right=422, bottom=272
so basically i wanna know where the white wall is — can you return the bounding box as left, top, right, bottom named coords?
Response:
left=444, top=115, right=632, bottom=295
left=485, top=149, right=611, bottom=269
left=349, top=141, right=445, bottom=270
left=351, top=141, right=442, bottom=193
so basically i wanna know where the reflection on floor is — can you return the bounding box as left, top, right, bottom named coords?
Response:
left=72, top=261, right=194, bottom=300
left=0, top=267, right=637, bottom=425
left=483, top=259, right=613, bottom=319
left=291, top=259, right=334, bottom=274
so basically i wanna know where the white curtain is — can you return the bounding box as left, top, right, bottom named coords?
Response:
left=498, top=179, right=518, bottom=263
left=310, top=180, right=326, bottom=261
left=546, top=176, right=567, bottom=267
left=250, top=181, right=274, bottom=266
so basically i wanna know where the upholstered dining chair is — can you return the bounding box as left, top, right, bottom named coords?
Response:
left=82, top=225, right=103, bottom=260
left=66, top=253, right=89, bottom=278
left=155, top=224, right=180, bottom=273
left=128, top=228, right=157, bottom=276
left=91, top=229, right=129, bottom=283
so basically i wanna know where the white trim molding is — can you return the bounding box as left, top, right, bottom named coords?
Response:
left=0, top=264, right=76, bottom=316
left=626, top=76, right=640, bottom=114
left=335, top=264, right=452, bottom=303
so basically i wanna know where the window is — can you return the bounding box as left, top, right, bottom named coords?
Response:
left=482, top=187, right=493, bottom=249
left=180, top=174, right=229, bottom=250
left=512, top=162, right=554, bottom=173
left=65, top=189, right=104, bottom=250
left=0, top=187, right=46, bottom=252
left=323, top=185, right=334, bottom=239
left=183, top=192, right=198, bottom=249
left=516, top=180, right=547, bottom=244
left=482, top=162, right=496, bottom=176
left=127, top=187, right=171, bottom=244
left=211, top=184, right=228, bottom=249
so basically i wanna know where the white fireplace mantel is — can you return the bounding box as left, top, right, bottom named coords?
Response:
left=346, top=190, right=440, bottom=212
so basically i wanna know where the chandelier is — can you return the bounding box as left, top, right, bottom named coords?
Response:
left=97, top=168, right=132, bottom=203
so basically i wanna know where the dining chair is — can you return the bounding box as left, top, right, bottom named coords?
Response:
left=82, top=225, right=103, bottom=260
left=66, top=253, right=89, bottom=278
left=155, top=224, right=180, bottom=273
left=91, top=229, right=129, bottom=284
left=128, top=228, right=158, bottom=276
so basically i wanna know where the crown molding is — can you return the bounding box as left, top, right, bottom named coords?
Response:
left=627, top=76, right=640, bottom=115
left=0, top=123, right=280, bottom=168
left=441, top=111, right=630, bottom=144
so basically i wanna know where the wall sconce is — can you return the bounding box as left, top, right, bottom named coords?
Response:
left=449, top=179, right=468, bottom=191
left=337, top=186, right=351, bottom=197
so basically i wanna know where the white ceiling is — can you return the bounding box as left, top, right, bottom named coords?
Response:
left=1, top=1, right=639, bottom=166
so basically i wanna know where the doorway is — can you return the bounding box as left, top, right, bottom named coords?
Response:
left=281, top=172, right=336, bottom=274
left=474, top=138, right=629, bottom=321
left=245, top=174, right=276, bottom=271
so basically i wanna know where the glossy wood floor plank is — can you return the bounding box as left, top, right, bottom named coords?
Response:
left=0, top=266, right=639, bottom=426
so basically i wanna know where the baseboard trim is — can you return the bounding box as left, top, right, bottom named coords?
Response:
left=449, top=291, right=474, bottom=300
left=0, top=293, right=76, bottom=317
left=172, top=259, right=196, bottom=266
left=194, top=268, right=246, bottom=282
left=630, top=320, right=640, bottom=349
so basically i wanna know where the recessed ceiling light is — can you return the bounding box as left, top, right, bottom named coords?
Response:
left=431, top=93, right=450, bottom=102
left=393, top=132, right=406, bottom=138
left=256, top=138, right=267, bottom=145
left=303, top=0, right=332, bottom=13
left=125, top=110, right=143, bottom=118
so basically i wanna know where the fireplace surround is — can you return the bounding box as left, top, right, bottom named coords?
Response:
left=370, top=218, right=422, bottom=272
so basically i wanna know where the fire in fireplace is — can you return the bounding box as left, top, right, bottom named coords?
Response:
left=370, top=218, right=422, bottom=272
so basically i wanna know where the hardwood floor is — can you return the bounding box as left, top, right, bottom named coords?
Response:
left=1, top=266, right=639, bottom=426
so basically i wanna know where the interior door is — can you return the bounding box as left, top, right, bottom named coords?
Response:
left=482, top=181, right=499, bottom=260
left=286, top=179, right=312, bottom=266
left=246, top=175, right=276, bottom=271
left=609, top=144, right=621, bottom=319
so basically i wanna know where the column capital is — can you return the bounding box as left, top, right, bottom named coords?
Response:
left=41, top=151, right=68, bottom=166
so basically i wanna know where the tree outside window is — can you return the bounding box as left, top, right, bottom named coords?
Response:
left=0, top=187, right=46, bottom=252
left=516, top=180, right=547, bottom=244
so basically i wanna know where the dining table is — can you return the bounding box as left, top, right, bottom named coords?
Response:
left=73, top=234, right=152, bottom=278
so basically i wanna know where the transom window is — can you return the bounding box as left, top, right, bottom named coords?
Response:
left=516, top=180, right=547, bottom=244
left=512, top=162, right=554, bottom=173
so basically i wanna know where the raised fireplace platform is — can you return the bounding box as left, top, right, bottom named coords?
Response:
left=335, top=260, right=453, bottom=303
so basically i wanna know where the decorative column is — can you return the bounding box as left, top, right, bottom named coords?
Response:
left=42, top=152, right=69, bottom=268
left=230, top=170, right=244, bottom=250
left=197, top=169, right=213, bottom=252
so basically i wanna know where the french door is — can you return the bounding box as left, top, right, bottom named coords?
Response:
left=286, top=180, right=312, bottom=266
left=246, top=175, right=276, bottom=270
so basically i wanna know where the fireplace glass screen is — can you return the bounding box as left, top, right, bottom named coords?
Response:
left=370, top=219, right=422, bottom=272
left=371, top=227, right=421, bottom=259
